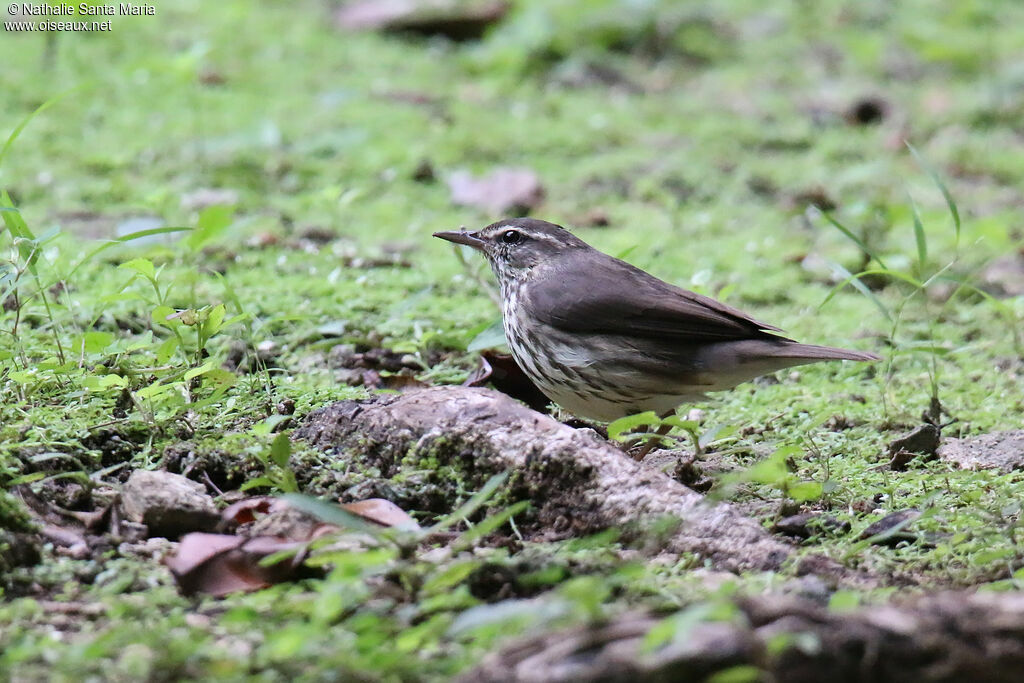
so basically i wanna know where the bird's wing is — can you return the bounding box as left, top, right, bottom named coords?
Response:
left=527, top=252, right=792, bottom=343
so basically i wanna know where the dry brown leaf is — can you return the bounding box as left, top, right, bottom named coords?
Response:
left=165, top=532, right=307, bottom=597
left=464, top=351, right=551, bottom=413
left=341, top=499, right=421, bottom=530
left=220, top=496, right=276, bottom=526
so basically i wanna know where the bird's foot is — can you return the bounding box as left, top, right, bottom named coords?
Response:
left=626, top=423, right=674, bottom=461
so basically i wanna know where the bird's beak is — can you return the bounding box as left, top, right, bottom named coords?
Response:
left=433, top=230, right=486, bottom=251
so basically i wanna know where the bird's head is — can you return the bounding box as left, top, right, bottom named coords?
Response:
left=434, top=218, right=588, bottom=283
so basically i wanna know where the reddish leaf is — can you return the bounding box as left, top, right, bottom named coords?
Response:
left=464, top=351, right=551, bottom=413
left=341, top=499, right=421, bottom=530
left=165, top=532, right=307, bottom=597
left=221, top=496, right=276, bottom=526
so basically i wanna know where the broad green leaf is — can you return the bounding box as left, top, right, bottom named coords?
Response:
left=253, top=414, right=292, bottom=436
left=185, top=204, right=234, bottom=250
left=270, top=432, right=291, bottom=469
left=787, top=481, right=823, bottom=502
left=9, top=369, right=38, bottom=384
left=76, top=331, right=114, bottom=354
left=119, top=257, right=156, bottom=280
left=155, top=336, right=179, bottom=364
left=240, top=476, right=276, bottom=492
left=467, top=319, right=507, bottom=352
left=607, top=411, right=659, bottom=441
left=151, top=305, right=179, bottom=327
left=184, top=361, right=216, bottom=382
left=828, top=590, right=861, bottom=612
left=660, top=417, right=699, bottom=432
left=204, top=303, right=226, bottom=337
left=136, top=380, right=175, bottom=399
left=81, top=374, right=128, bottom=391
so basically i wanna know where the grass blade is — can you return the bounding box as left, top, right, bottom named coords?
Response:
left=820, top=211, right=888, bottom=270
left=65, top=226, right=191, bottom=279
left=429, top=471, right=510, bottom=533
left=908, top=194, right=927, bottom=268
left=452, top=500, right=530, bottom=551
left=281, top=493, right=385, bottom=537
left=907, top=142, right=960, bottom=246
left=0, top=85, right=83, bottom=170
left=820, top=261, right=893, bottom=322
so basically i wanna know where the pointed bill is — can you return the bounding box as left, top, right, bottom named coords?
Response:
left=433, top=230, right=486, bottom=250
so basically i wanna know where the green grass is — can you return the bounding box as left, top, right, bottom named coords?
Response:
left=3, top=0, right=1024, bottom=678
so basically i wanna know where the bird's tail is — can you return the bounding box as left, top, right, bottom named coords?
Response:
left=774, top=342, right=881, bottom=362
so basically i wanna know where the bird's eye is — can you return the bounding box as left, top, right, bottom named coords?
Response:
left=500, top=230, right=522, bottom=245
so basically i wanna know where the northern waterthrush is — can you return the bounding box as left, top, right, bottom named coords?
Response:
left=435, top=218, right=879, bottom=424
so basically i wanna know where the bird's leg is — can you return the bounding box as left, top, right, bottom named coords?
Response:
left=629, top=411, right=677, bottom=461
left=630, top=423, right=673, bottom=461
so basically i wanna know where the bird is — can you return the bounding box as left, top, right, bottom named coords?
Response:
left=434, top=218, right=879, bottom=453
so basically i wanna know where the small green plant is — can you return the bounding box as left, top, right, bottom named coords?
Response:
left=607, top=410, right=738, bottom=457
left=818, top=145, right=1018, bottom=422
left=243, top=431, right=300, bottom=494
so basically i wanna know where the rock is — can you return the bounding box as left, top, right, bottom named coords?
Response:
left=981, top=253, right=1024, bottom=297
left=858, top=510, right=920, bottom=546
left=180, top=188, right=239, bottom=211
left=293, top=386, right=867, bottom=583
left=121, top=470, right=219, bottom=539
left=938, top=430, right=1024, bottom=472
left=447, top=167, right=545, bottom=215
left=887, top=424, right=941, bottom=470
left=773, top=513, right=851, bottom=539
left=0, top=531, right=43, bottom=571
left=466, top=592, right=1024, bottom=683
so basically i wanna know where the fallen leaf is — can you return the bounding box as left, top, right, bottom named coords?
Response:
left=464, top=351, right=551, bottom=413
left=859, top=510, right=921, bottom=546
left=341, top=499, right=421, bottom=530
left=165, top=532, right=307, bottom=597
left=221, top=496, right=276, bottom=526
left=447, top=167, right=545, bottom=214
